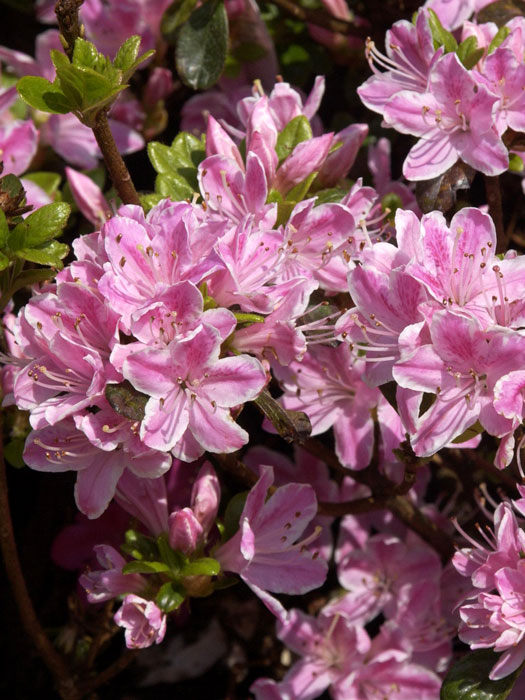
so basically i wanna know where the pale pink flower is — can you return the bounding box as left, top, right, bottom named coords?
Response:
left=114, top=594, right=167, bottom=649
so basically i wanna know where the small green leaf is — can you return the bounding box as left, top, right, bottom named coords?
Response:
left=488, top=26, right=511, bottom=53
left=452, top=420, right=484, bottom=444
left=440, top=649, right=522, bottom=700
left=0, top=251, right=9, bottom=271
left=148, top=131, right=206, bottom=200
left=509, top=153, right=524, bottom=171
left=9, top=202, right=70, bottom=249
left=105, top=380, right=149, bottom=421
left=175, top=0, right=228, bottom=90
left=17, top=76, right=71, bottom=114
left=312, top=187, right=348, bottom=205
left=462, top=48, right=485, bottom=70
left=13, top=240, right=69, bottom=267
left=113, top=36, right=141, bottom=71
left=72, top=38, right=100, bottom=70
left=457, top=36, right=478, bottom=66
left=22, top=172, right=62, bottom=197
left=181, top=557, right=220, bottom=577
left=162, top=0, right=199, bottom=41
left=156, top=581, right=186, bottom=612
left=4, top=438, right=26, bottom=468
left=428, top=9, right=458, bottom=52
left=140, top=193, right=164, bottom=211
left=0, top=210, right=8, bottom=249
left=381, top=192, right=403, bottom=218
left=121, top=529, right=159, bottom=561
left=8, top=267, right=57, bottom=295
left=285, top=171, right=318, bottom=201
left=157, top=533, right=185, bottom=573
left=276, top=116, right=313, bottom=163
left=222, top=491, right=248, bottom=542
left=122, top=560, right=171, bottom=575
left=50, top=50, right=70, bottom=71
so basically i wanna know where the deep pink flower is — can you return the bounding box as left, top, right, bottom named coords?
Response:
left=114, top=594, right=167, bottom=649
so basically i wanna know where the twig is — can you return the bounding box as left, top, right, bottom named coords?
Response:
left=54, top=0, right=141, bottom=206
left=92, top=110, right=141, bottom=206
left=269, top=0, right=364, bottom=36
left=0, top=414, right=80, bottom=700
left=55, top=0, right=84, bottom=60
left=79, top=650, right=136, bottom=694
left=303, top=437, right=455, bottom=562
left=212, top=453, right=259, bottom=489
left=484, top=175, right=507, bottom=253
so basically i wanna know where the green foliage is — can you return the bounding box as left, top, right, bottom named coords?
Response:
left=488, top=26, right=511, bottom=53
left=440, top=650, right=522, bottom=700
left=156, top=582, right=186, bottom=612
left=276, top=116, right=313, bottom=163
left=17, top=35, right=152, bottom=126
left=222, top=491, right=249, bottom=542
left=148, top=131, right=206, bottom=201
left=457, top=36, right=484, bottom=69
left=427, top=9, right=458, bottom=52
left=175, top=0, right=229, bottom=90
left=181, top=557, right=221, bottom=577
left=162, top=0, right=199, bottom=41
left=122, top=560, right=171, bottom=575
left=4, top=202, right=70, bottom=270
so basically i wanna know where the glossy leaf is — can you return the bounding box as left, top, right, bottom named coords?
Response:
left=148, top=131, right=205, bottom=200
left=181, top=557, right=220, bottom=577
left=113, top=36, right=141, bottom=72
left=427, top=8, right=458, bottom=52
left=156, top=581, right=186, bottom=612
left=122, top=560, right=171, bottom=575
left=105, top=380, right=149, bottom=421
left=276, top=116, right=313, bottom=163
left=9, top=202, right=70, bottom=249
left=440, top=649, right=522, bottom=700
left=13, top=239, right=69, bottom=267
left=162, top=0, right=199, bottom=41
left=16, top=76, right=71, bottom=114
left=175, top=0, right=228, bottom=90
left=121, top=529, right=159, bottom=561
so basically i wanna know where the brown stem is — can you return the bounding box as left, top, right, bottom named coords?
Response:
left=303, top=438, right=454, bottom=563
left=80, top=650, right=136, bottom=694
left=0, top=416, right=79, bottom=700
left=212, top=453, right=258, bottom=489
left=270, top=0, right=364, bottom=36
left=55, top=0, right=84, bottom=60
left=92, top=110, right=141, bottom=206
left=484, top=175, right=507, bottom=253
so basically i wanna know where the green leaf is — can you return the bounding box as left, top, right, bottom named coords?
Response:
left=17, top=76, right=71, bottom=114
left=285, top=171, right=318, bottom=201
left=157, top=533, right=185, bottom=573
left=0, top=210, right=8, bottom=249
left=148, top=131, right=205, bottom=200
left=381, top=192, right=403, bottom=218
left=4, top=438, right=26, bottom=468
left=140, top=193, right=164, bottom=212
left=488, top=26, right=511, bottom=53
left=276, top=116, right=313, bottom=163
left=9, top=202, right=70, bottom=249
left=121, top=529, right=159, bottom=561
left=22, top=172, right=62, bottom=197
left=222, top=491, right=249, bottom=542
left=122, top=560, right=171, bottom=575
left=156, top=581, right=186, bottom=612
left=113, top=36, right=141, bottom=72
left=175, top=0, right=228, bottom=90
left=313, top=186, right=348, bottom=205
left=13, top=239, right=69, bottom=267
left=72, top=38, right=100, bottom=70
left=8, top=267, right=57, bottom=296
left=0, top=251, right=9, bottom=271
left=50, top=50, right=70, bottom=71
left=427, top=9, right=458, bottom=52
left=457, top=36, right=477, bottom=62
left=105, top=380, right=149, bottom=421
left=440, top=649, right=522, bottom=700
left=451, top=420, right=484, bottom=444
left=56, top=65, right=123, bottom=115
left=181, top=557, right=220, bottom=577
left=509, top=153, right=524, bottom=171
left=162, top=0, right=199, bottom=41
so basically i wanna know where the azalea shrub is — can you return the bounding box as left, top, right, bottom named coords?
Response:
left=3, top=0, right=525, bottom=699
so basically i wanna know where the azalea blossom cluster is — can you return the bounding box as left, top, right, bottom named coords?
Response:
left=4, top=0, right=525, bottom=697
left=359, top=4, right=525, bottom=179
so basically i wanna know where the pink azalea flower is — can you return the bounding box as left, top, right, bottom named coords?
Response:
left=394, top=310, right=525, bottom=456
left=275, top=344, right=380, bottom=469
left=358, top=9, right=439, bottom=115
left=80, top=544, right=146, bottom=603
left=65, top=168, right=111, bottom=227
left=114, top=594, right=167, bottom=649
left=0, top=120, right=38, bottom=176
left=123, top=324, right=267, bottom=458
left=215, top=465, right=328, bottom=600
left=384, top=53, right=508, bottom=179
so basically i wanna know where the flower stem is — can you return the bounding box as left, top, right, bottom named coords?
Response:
left=92, top=109, right=141, bottom=206
left=0, top=413, right=79, bottom=700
